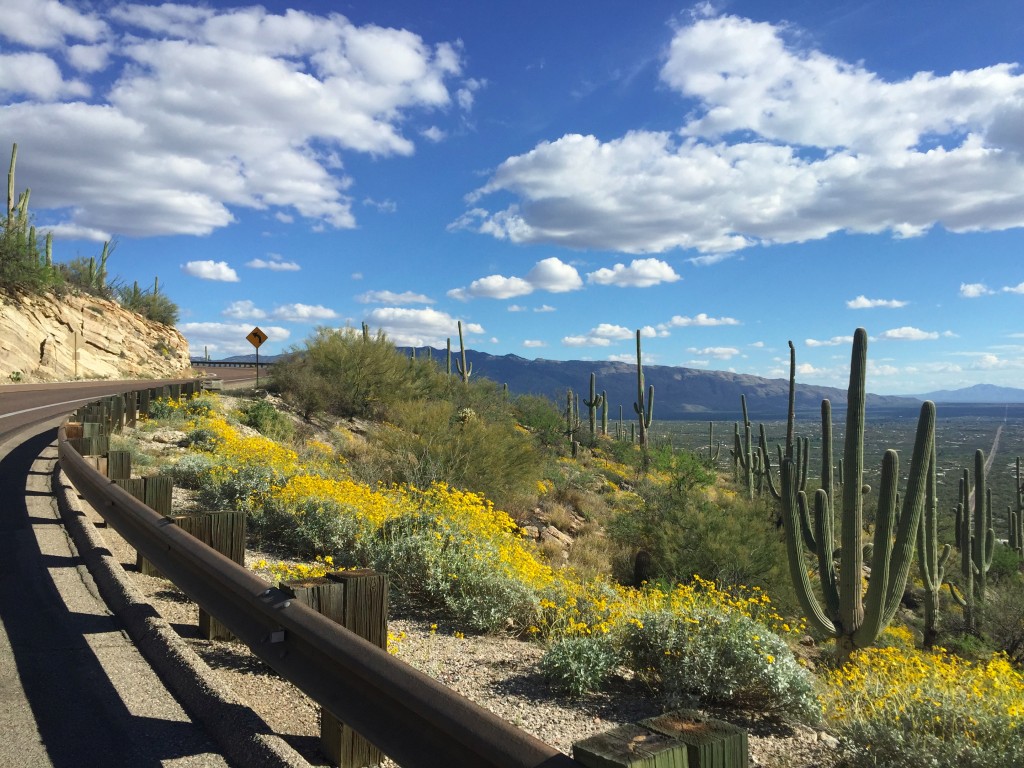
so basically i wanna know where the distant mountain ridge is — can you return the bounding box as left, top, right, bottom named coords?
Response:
left=209, top=348, right=921, bottom=420
left=915, top=383, right=1024, bottom=404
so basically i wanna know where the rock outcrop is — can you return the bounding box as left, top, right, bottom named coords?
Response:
left=0, top=289, right=190, bottom=382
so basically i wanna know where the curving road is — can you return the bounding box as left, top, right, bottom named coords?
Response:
left=0, top=376, right=234, bottom=767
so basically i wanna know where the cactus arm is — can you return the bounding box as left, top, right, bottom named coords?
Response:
left=785, top=340, right=796, bottom=457
left=839, top=328, right=868, bottom=637
left=780, top=459, right=836, bottom=635
left=759, top=423, right=782, bottom=500
left=875, top=401, right=935, bottom=630
left=798, top=436, right=810, bottom=492
left=7, top=142, right=17, bottom=221
left=854, top=448, right=901, bottom=647
left=455, top=321, right=472, bottom=383
left=795, top=485, right=817, bottom=553
left=814, top=487, right=840, bottom=624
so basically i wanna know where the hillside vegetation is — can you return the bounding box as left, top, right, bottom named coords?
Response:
left=131, top=325, right=1024, bottom=767
left=1, top=143, right=178, bottom=325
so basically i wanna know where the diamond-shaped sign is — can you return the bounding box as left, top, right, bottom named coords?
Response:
left=246, top=327, right=268, bottom=349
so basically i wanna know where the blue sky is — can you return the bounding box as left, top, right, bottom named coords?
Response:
left=3, top=1, right=1024, bottom=395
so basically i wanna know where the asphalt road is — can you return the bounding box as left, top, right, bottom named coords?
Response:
left=0, top=377, right=235, bottom=767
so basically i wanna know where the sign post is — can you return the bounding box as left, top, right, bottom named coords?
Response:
left=246, top=327, right=268, bottom=387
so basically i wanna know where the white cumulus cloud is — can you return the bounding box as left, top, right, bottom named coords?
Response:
left=876, top=326, right=940, bottom=341
left=960, top=282, right=994, bottom=298
left=586, top=258, right=680, bottom=288
left=182, top=260, right=239, bottom=282
left=357, top=290, right=434, bottom=305
left=363, top=307, right=483, bottom=348
left=448, top=256, right=582, bottom=301
left=460, top=13, right=1024, bottom=255
left=246, top=256, right=300, bottom=271
left=3, top=4, right=464, bottom=238
left=846, top=295, right=907, bottom=309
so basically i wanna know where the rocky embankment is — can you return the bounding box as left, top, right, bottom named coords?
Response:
left=0, top=289, right=190, bottom=382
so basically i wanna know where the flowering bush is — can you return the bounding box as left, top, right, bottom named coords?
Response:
left=820, top=646, right=1024, bottom=767
left=539, top=635, right=620, bottom=697
left=621, top=603, right=818, bottom=718
left=153, top=397, right=817, bottom=717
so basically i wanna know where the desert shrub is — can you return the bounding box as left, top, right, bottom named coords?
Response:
left=185, top=426, right=220, bottom=452
left=820, top=647, right=1024, bottom=768
left=147, top=396, right=183, bottom=421
left=988, top=542, right=1022, bottom=584
left=365, top=497, right=541, bottom=632
left=160, top=453, right=217, bottom=491
left=607, top=477, right=795, bottom=609
left=621, top=603, right=818, bottom=718
left=539, top=635, right=620, bottom=697
left=362, top=398, right=544, bottom=509
left=984, top=577, right=1024, bottom=664
left=512, top=394, right=565, bottom=447
left=240, top=398, right=294, bottom=442
left=270, top=327, right=448, bottom=421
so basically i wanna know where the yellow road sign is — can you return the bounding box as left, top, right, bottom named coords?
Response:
left=247, top=327, right=268, bottom=348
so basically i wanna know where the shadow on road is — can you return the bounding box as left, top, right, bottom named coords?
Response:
left=0, top=427, right=216, bottom=767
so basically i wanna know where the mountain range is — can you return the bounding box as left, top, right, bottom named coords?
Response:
left=204, top=350, right=1024, bottom=418
left=205, top=349, right=938, bottom=420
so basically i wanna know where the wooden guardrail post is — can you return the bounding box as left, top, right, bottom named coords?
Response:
left=572, top=710, right=747, bottom=768
left=124, top=391, right=138, bottom=427
left=170, top=510, right=246, bottom=640
left=105, top=450, right=132, bottom=480
left=280, top=569, right=388, bottom=768
left=139, top=388, right=151, bottom=416
left=114, top=475, right=173, bottom=576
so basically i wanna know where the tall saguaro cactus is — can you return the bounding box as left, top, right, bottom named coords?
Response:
left=1009, top=457, right=1024, bottom=556
left=456, top=320, right=472, bottom=384
left=633, top=330, right=654, bottom=449
left=951, top=450, right=995, bottom=632
left=780, top=328, right=936, bottom=663
left=583, top=372, right=604, bottom=438
left=917, top=440, right=951, bottom=649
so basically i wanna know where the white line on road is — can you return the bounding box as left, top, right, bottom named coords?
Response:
left=0, top=396, right=107, bottom=420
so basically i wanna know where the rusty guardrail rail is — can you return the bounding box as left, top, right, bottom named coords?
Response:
left=190, top=360, right=274, bottom=368
left=57, top=404, right=580, bottom=768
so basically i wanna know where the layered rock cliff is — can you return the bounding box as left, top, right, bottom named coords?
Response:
left=0, top=289, right=190, bottom=382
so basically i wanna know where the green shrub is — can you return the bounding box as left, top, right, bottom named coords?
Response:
left=253, top=497, right=372, bottom=560
left=621, top=606, right=819, bottom=719
left=360, top=398, right=543, bottom=509
left=512, top=394, right=565, bottom=447
left=240, top=399, right=294, bottom=442
left=539, top=635, right=620, bottom=697
left=608, top=480, right=795, bottom=609
left=147, top=397, right=181, bottom=420
left=160, top=453, right=217, bottom=491
left=270, top=328, right=448, bottom=421
left=185, top=426, right=220, bottom=452
left=366, top=509, right=538, bottom=632
left=821, top=647, right=1024, bottom=768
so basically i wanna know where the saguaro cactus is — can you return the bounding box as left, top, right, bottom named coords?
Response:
left=633, top=330, right=654, bottom=449
left=583, top=372, right=604, bottom=438
left=951, top=450, right=995, bottom=631
left=733, top=395, right=755, bottom=499
left=1009, top=457, right=1024, bottom=556
left=917, top=440, right=951, bottom=649
left=950, top=472, right=976, bottom=634
left=456, top=320, right=472, bottom=384
left=780, top=328, right=936, bottom=663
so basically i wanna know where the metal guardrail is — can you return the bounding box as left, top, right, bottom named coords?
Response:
left=191, top=360, right=274, bottom=368
left=57, top=404, right=580, bottom=768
